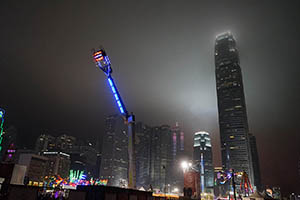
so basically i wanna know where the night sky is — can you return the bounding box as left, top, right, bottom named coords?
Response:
left=1, top=1, right=300, bottom=195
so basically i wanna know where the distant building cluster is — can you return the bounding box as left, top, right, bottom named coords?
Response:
left=99, top=114, right=185, bottom=193
left=0, top=129, right=101, bottom=186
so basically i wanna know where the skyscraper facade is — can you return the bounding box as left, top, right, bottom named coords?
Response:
left=100, top=114, right=128, bottom=187
left=193, top=131, right=214, bottom=193
left=249, top=134, right=261, bottom=191
left=215, top=32, right=254, bottom=186
left=149, top=125, right=173, bottom=192
left=135, top=123, right=184, bottom=192
left=135, top=122, right=151, bottom=189
left=170, top=123, right=185, bottom=190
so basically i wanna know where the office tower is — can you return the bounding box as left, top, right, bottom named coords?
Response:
left=193, top=131, right=214, bottom=193
left=99, top=114, right=128, bottom=187
left=149, top=125, right=173, bottom=192
left=55, top=134, right=76, bottom=152
left=215, top=32, right=254, bottom=185
left=95, top=137, right=102, bottom=178
left=68, top=142, right=98, bottom=179
left=35, top=133, right=56, bottom=153
left=170, top=123, right=185, bottom=190
left=135, top=122, right=151, bottom=189
left=17, top=153, right=49, bottom=183
left=43, top=151, right=71, bottom=178
left=249, top=133, right=262, bottom=191
left=35, top=131, right=76, bottom=153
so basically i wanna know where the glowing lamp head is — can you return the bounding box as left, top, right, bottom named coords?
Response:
left=0, top=111, right=3, bottom=119
left=181, top=161, right=188, bottom=170
left=93, top=49, right=112, bottom=76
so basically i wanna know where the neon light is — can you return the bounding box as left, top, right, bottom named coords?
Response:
left=200, top=153, right=205, bottom=192
left=111, top=86, right=116, bottom=94
left=108, top=78, right=113, bottom=86
left=107, top=78, right=126, bottom=114
left=117, top=101, right=122, bottom=107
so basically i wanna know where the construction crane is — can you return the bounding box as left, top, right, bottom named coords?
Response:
left=92, top=48, right=136, bottom=189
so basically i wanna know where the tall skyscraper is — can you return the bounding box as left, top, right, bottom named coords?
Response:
left=215, top=32, right=254, bottom=186
left=193, top=131, right=214, bottom=193
left=99, top=114, right=128, bottom=187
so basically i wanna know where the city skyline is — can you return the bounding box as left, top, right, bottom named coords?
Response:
left=1, top=1, right=300, bottom=195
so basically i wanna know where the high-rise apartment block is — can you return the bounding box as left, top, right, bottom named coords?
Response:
left=99, top=114, right=128, bottom=187
left=193, top=131, right=214, bottom=193
left=215, top=32, right=257, bottom=187
left=135, top=122, right=151, bottom=189
left=149, top=125, right=173, bottom=192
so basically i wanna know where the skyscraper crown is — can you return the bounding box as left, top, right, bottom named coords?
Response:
left=216, top=31, right=234, bottom=41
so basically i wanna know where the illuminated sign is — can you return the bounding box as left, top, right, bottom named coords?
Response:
left=69, top=170, right=86, bottom=183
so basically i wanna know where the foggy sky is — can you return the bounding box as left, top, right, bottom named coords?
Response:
left=1, top=1, right=300, bottom=195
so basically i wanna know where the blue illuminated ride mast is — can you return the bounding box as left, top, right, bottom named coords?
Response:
left=92, top=50, right=128, bottom=117
left=92, top=48, right=136, bottom=188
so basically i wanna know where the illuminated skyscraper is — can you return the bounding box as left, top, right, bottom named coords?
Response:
left=193, top=131, right=213, bottom=193
left=215, top=32, right=254, bottom=186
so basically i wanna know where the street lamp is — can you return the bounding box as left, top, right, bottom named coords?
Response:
left=181, top=161, right=192, bottom=172
left=181, top=161, right=188, bottom=171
